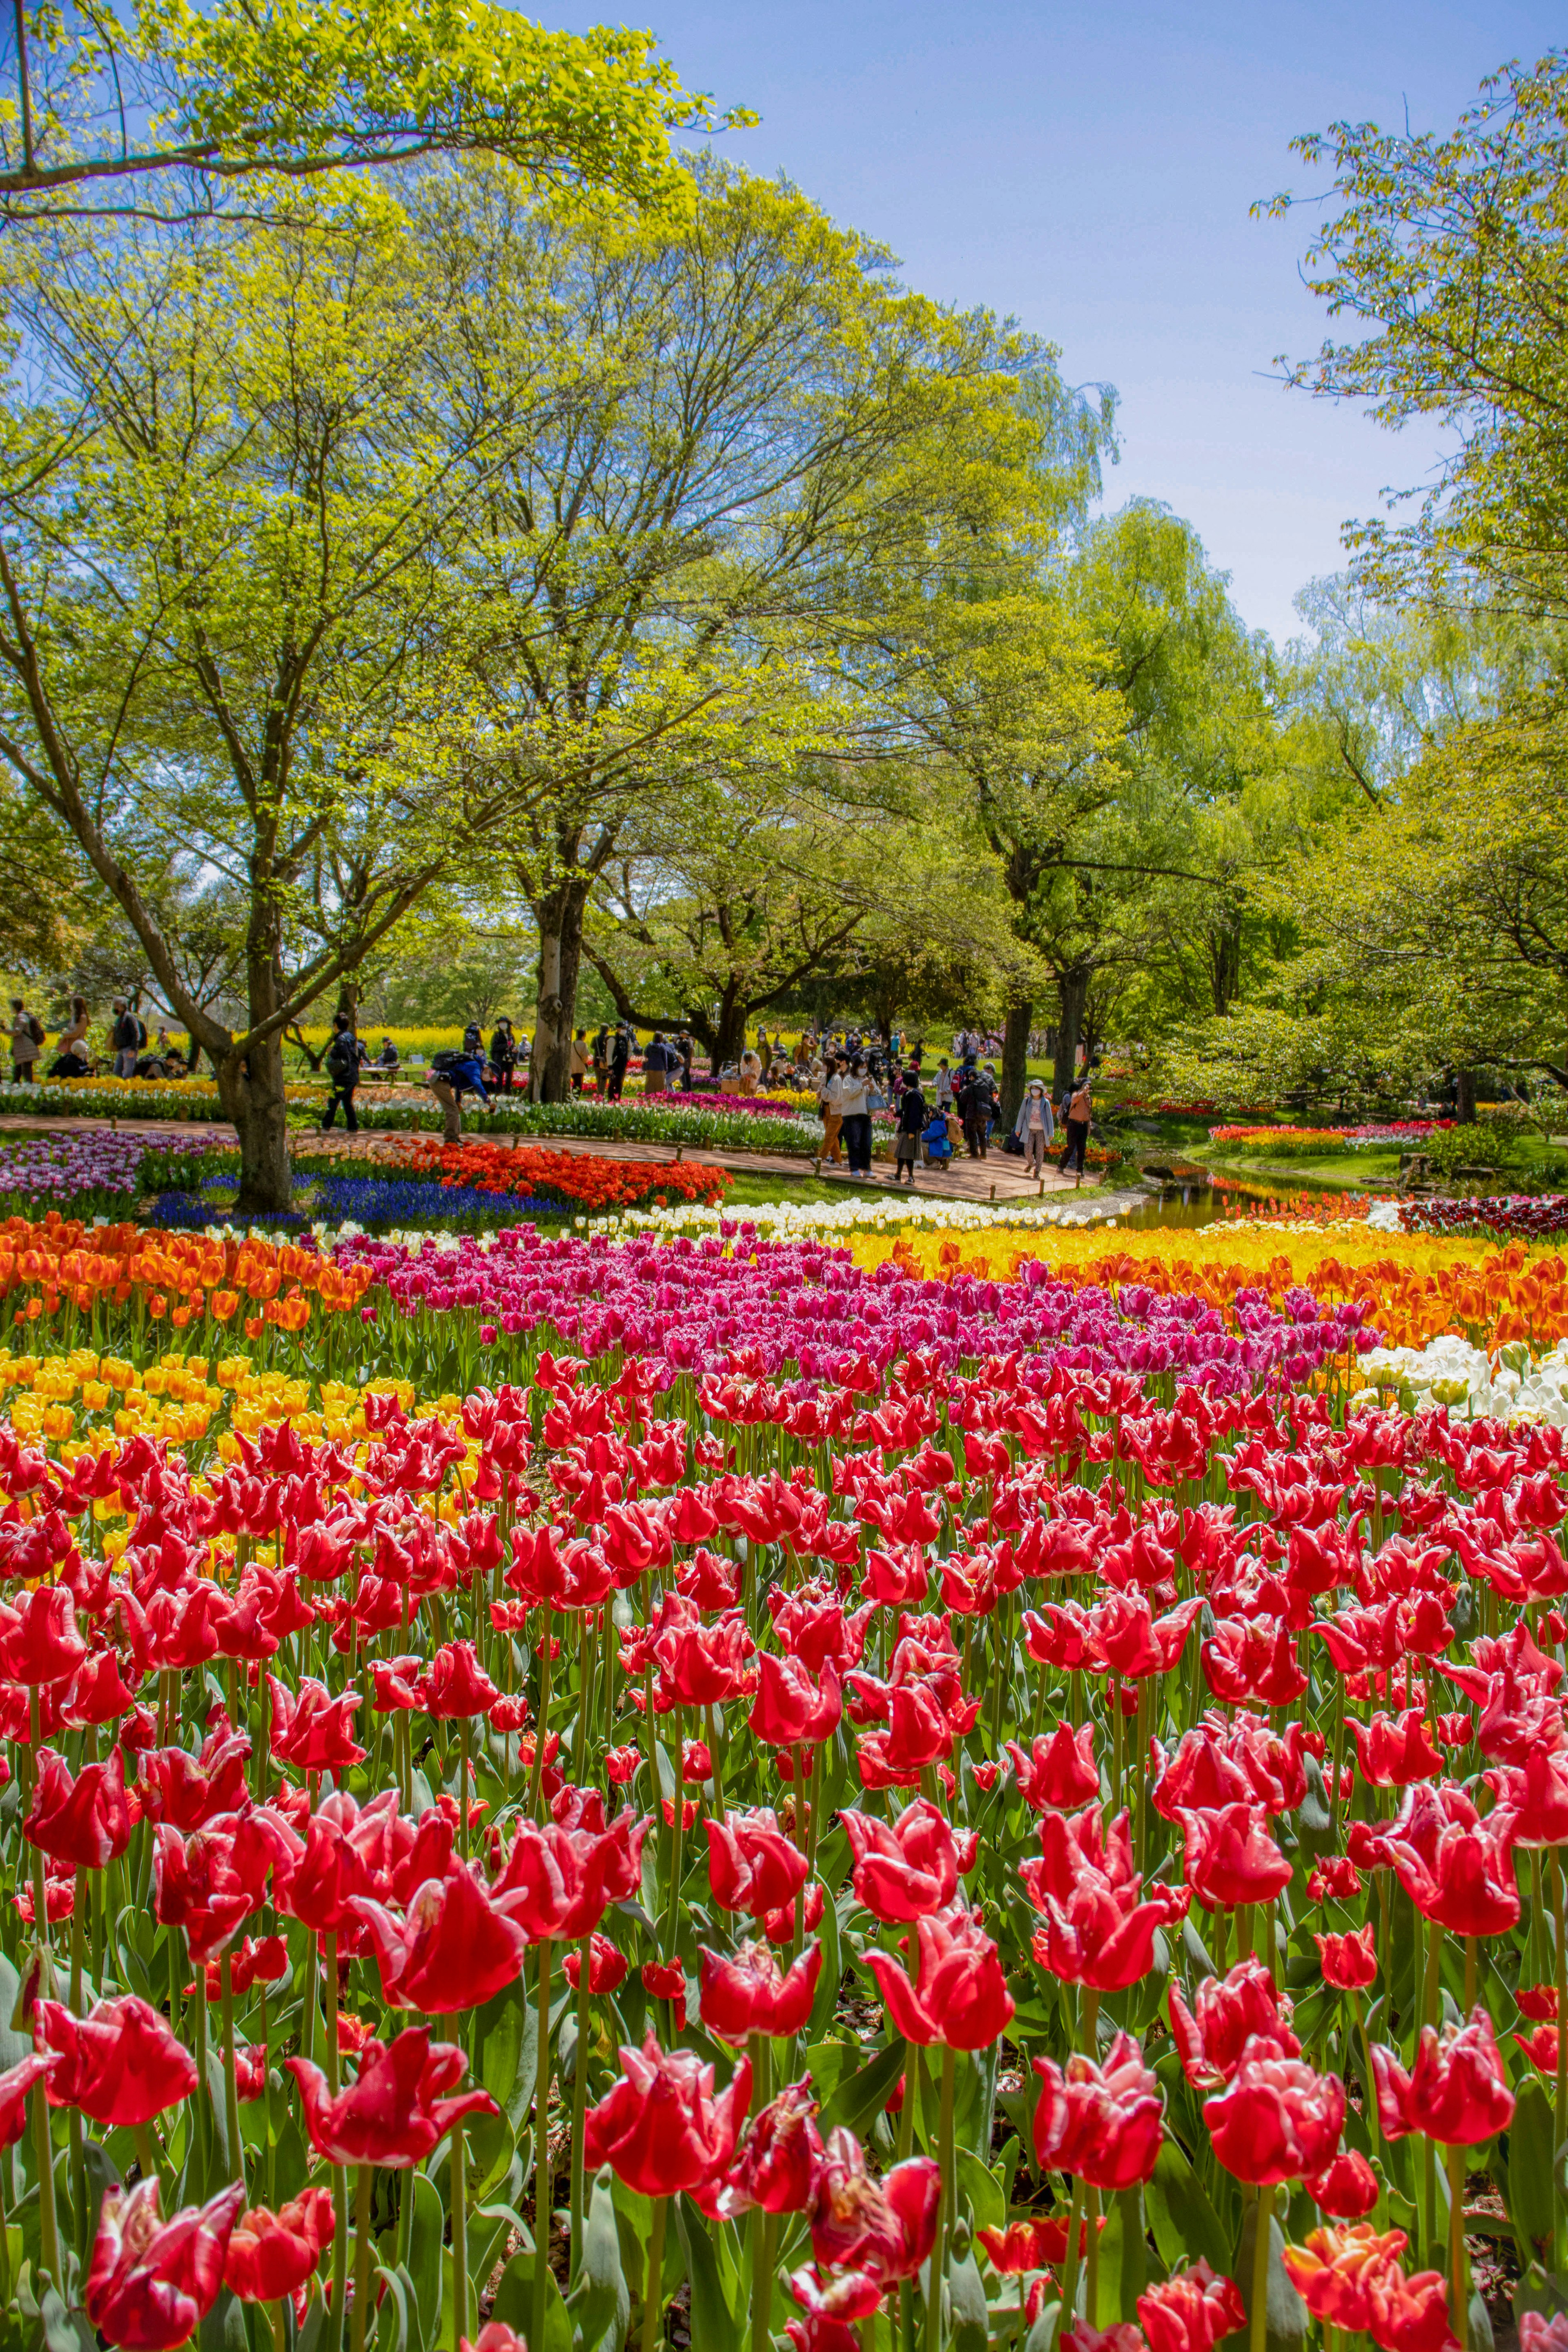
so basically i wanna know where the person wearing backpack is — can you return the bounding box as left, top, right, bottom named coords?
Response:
left=110, top=999, right=141, bottom=1078
left=322, top=1013, right=362, bottom=1133
left=922, top=1102, right=953, bottom=1168
left=9, top=999, right=42, bottom=1084
left=1059, top=1075, right=1093, bottom=1176
left=958, top=1058, right=993, bottom=1160
left=894, top=1072, right=926, bottom=1186
left=427, top=1042, right=489, bottom=1143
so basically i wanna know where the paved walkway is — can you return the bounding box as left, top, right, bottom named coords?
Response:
left=0, top=1111, right=1103, bottom=1207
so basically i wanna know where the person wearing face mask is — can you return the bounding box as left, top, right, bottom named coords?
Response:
left=1013, top=1077, right=1056, bottom=1174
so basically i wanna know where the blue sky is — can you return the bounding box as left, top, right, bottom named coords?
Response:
left=557, top=0, right=1559, bottom=646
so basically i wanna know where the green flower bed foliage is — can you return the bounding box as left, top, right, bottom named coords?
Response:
left=347, top=1097, right=823, bottom=1154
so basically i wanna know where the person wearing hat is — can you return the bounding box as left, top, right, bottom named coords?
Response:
left=1013, top=1077, right=1056, bottom=1174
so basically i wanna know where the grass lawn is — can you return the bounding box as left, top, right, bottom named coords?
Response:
left=718, top=1169, right=896, bottom=1212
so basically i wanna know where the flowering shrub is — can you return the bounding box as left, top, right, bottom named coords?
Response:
left=0, top=1232, right=1556, bottom=2352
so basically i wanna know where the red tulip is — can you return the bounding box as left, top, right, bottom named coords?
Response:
left=1032, top=2031, right=1164, bottom=2190
left=138, top=1735, right=251, bottom=1833
left=493, top=1807, right=649, bottom=1941
left=276, top=1812, right=376, bottom=1935
left=1024, top=1806, right=1190, bottom=1993
left=1137, top=2260, right=1248, bottom=2352
left=266, top=1673, right=365, bottom=1773
left=700, top=1940, right=822, bottom=2044
left=1315, top=1924, right=1377, bottom=1990
left=24, top=1744, right=133, bottom=1867
left=1515, top=2022, right=1559, bottom=2074
left=749, top=1653, right=842, bottom=1748
left=86, top=2180, right=244, bottom=2352
left=839, top=1798, right=965, bottom=1923
left=35, top=1993, right=197, bottom=2128
left=422, top=1640, right=500, bottom=1719
left=223, top=2187, right=335, bottom=2303
left=807, top=2130, right=940, bottom=2282
left=717, top=2078, right=825, bottom=2217
left=1203, top=2053, right=1345, bottom=2184
left=288, top=2026, right=498, bottom=2166
left=1175, top=1802, right=1293, bottom=1911
left=0, top=1586, right=86, bottom=1686
left=704, top=1809, right=809, bottom=1920
left=640, top=1961, right=687, bottom=2029
left=1359, top=1781, right=1519, bottom=1936
left=354, top=1863, right=528, bottom=2013
left=1350, top=1710, right=1443, bottom=1788
left=786, top=2265, right=883, bottom=2352
left=865, top=1902, right=1014, bottom=2051
left=563, top=1935, right=630, bottom=1995
left=1307, top=2150, right=1381, bottom=2218
left=976, top=2218, right=1062, bottom=2275
left=1371, top=2009, right=1516, bottom=2145
left=1007, top=1721, right=1099, bottom=1811
left=0, top=2053, right=52, bottom=2145
left=583, top=2030, right=751, bottom=2201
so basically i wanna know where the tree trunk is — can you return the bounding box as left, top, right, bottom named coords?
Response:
left=1000, top=1000, right=1031, bottom=1127
left=1455, top=1068, right=1477, bottom=1125
left=1053, top=969, right=1089, bottom=1098
left=216, top=1028, right=292, bottom=1216
left=714, top=985, right=748, bottom=1070
left=529, top=883, right=588, bottom=1103
left=1209, top=912, right=1244, bottom=1017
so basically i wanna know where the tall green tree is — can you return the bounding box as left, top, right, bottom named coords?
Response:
left=1264, top=49, right=1568, bottom=614
left=0, top=0, right=739, bottom=222
left=0, top=182, right=560, bottom=1205
left=424, top=159, right=1043, bottom=1099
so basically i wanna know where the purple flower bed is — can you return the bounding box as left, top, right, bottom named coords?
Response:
left=335, top=1224, right=1375, bottom=1392
left=0, top=1131, right=160, bottom=1207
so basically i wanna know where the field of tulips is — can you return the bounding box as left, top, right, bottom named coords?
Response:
left=4, top=1204, right=1568, bottom=2352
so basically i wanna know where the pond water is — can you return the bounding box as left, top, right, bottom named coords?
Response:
left=1114, top=1169, right=1338, bottom=1231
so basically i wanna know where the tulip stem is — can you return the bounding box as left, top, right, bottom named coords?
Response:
left=640, top=2193, right=668, bottom=2352
left=221, top=1950, right=243, bottom=2188
left=535, top=1943, right=554, bottom=2352
left=1556, top=1851, right=1568, bottom=2271
left=459, top=1718, right=472, bottom=1860
left=352, top=2165, right=372, bottom=2352
left=1085, top=2187, right=1100, bottom=2327
left=1060, top=2176, right=1085, bottom=2321
left=530, top=1613, right=553, bottom=1819
left=1249, top=2182, right=1274, bottom=2352
left=569, top=1937, right=590, bottom=2285
left=1447, top=2141, right=1468, bottom=2352
left=666, top=1711, right=687, bottom=1959
left=451, top=2116, right=469, bottom=2352
left=925, top=2043, right=955, bottom=2352
left=330, top=2164, right=350, bottom=2352
left=706, top=1704, right=726, bottom=1824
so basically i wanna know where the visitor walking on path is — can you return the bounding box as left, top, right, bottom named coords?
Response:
left=607, top=1027, right=630, bottom=1100
left=838, top=1055, right=873, bottom=1175
left=893, top=1071, right=926, bottom=1185
left=110, top=1000, right=142, bottom=1078
left=9, top=999, right=42, bottom=1085
left=321, top=1013, right=361, bottom=1133
left=958, top=1059, right=993, bottom=1159
left=1013, top=1077, right=1055, bottom=1174
left=1058, top=1073, right=1093, bottom=1175
left=817, top=1054, right=845, bottom=1165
